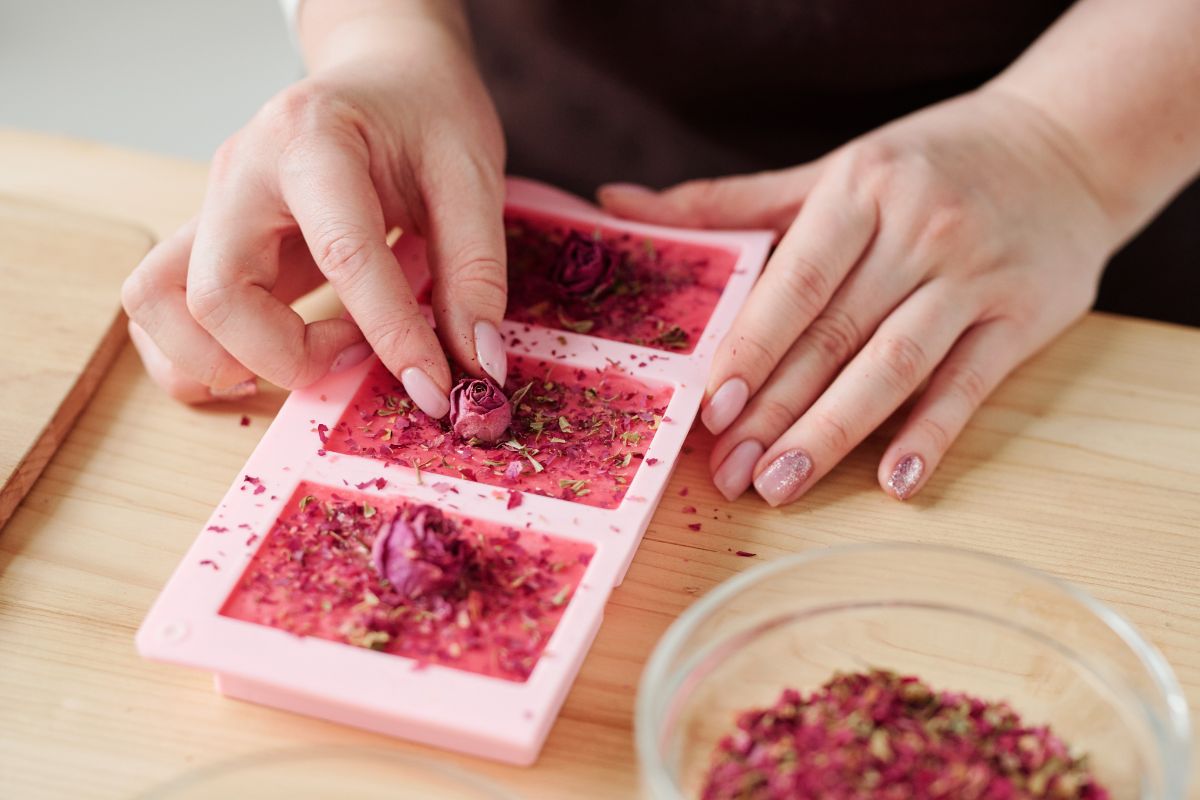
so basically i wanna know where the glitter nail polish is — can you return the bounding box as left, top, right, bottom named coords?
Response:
left=887, top=454, right=924, bottom=500
left=753, top=449, right=813, bottom=506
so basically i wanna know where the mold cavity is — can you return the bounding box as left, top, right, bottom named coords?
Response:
left=418, top=211, right=738, bottom=353
left=324, top=355, right=674, bottom=509
left=220, top=482, right=594, bottom=682
left=502, top=211, right=737, bottom=353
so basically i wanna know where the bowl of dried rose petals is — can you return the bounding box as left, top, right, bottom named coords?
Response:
left=637, top=544, right=1190, bottom=799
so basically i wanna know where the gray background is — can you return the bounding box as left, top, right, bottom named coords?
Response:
left=0, top=1, right=300, bottom=161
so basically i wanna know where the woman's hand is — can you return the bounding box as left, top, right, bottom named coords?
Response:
left=122, top=1, right=507, bottom=415
left=600, top=88, right=1120, bottom=504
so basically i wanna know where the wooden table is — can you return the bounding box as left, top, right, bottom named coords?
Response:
left=1, top=129, right=1198, bottom=798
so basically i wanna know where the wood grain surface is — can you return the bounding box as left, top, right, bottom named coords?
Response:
left=0, top=195, right=152, bottom=529
left=0, top=130, right=1197, bottom=799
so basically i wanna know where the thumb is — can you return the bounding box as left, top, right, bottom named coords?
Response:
left=597, top=163, right=822, bottom=234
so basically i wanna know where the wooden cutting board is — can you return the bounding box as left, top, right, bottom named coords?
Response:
left=0, top=195, right=153, bottom=529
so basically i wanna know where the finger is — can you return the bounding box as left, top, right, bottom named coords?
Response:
left=596, top=163, right=822, bottom=234
left=121, top=218, right=258, bottom=395
left=422, top=153, right=509, bottom=384
left=701, top=160, right=880, bottom=436
left=279, top=137, right=450, bottom=416
left=709, top=230, right=922, bottom=500
left=188, top=147, right=367, bottom=393
left=126, top=321, right=256, bottom=404
left=751, top=281, right=980, bottom=506
left=879, top=319, right=1028, bottom=500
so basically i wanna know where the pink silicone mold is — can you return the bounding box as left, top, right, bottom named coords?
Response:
left=136, top=177, right=772, bottom=765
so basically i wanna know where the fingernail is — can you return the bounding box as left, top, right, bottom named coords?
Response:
left=598, top=182, right=657, bottom=201
left=329, top=341, right=372, bottom=374
left=474, top=320, right=507, bottom=384
left=401, top=367, right=450, bottom=418
left=753, top=449, right=813, bottom=507
left=887, top=454, right=924, bottom=500
left=702, top=378, right=749, bottom=435
left=713, top=440, right=764, bottom=502
left=209, top=379, right=258, bottom=401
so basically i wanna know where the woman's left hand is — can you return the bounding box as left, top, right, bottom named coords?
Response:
left=599, top=88, right=1120, bottom=505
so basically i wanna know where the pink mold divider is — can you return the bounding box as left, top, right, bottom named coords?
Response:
left=136, top=177, right=772, bottom=765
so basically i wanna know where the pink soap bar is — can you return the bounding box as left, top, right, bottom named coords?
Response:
left=325, top=355, right=673, bottom=509
left=221, top=481, right=592, bottom=682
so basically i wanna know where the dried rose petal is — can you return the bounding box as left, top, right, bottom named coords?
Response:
left=699, top=669, right=1110, bottom=800
left=370, top=505, right=464, bottom=598
left=551, top=231, right=617, bottom=300
left=448, top=377, right=512, bottom=444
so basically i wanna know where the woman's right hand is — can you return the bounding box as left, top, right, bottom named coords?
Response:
left=122, top=1, right=508, bottom=416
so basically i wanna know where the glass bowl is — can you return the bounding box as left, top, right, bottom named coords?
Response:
left=138, top=746, right=516, bottom=800
left=637, top=544, right=1191, bottom=799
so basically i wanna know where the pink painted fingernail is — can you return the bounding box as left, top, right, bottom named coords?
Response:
left=474, top=320, right=507, bottom=384
left=713, top=440, right=764, bottom=502
left=401, top=367, right=450, bottom=418
left=702, top=378, right=749, bottom=435
left=329, top=341, right=372, bottom=374
left=753, top=449, right=813, bottom=507
left=887, top=454, right=924, bottom=500
left=209, top=379, right=258, bottom=401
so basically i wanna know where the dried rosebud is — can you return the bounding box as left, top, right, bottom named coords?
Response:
left=551, top=231, right=617, bottom=300
left=370, top=505, right=464, bottom=598
left=448, top=377, right=512, bottom=443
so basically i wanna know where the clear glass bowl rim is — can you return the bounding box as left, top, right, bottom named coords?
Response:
left=134, top=744, right=519, bottom=799
left=635, top=541, right=1192, bottom=799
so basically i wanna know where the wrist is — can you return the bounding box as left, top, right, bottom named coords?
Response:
left=975, top=82, right=1132, bottom=250
left=299, top=0, right=471, bottom=73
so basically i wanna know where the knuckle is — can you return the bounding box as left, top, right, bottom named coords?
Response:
left=270, top=357, right=311, bottom=391
left=674, top=178, right=723, bottom=217
left=261, top=81, right=336, bottom=136
left=913, top=195, right=971, bottom=257
left=209, top=135, right=241, bottom=180
left=870, top=333, right=928, bottom=393
left=753, top=396, right=803, bottom=435
left=186, top=279, right=231, bottom=330
left=810, top=409, right=854, bottom=454
left=444, top=248, right=506, bottom=284
left=842, top=140, right=898, bottom=191
left=723, top=332, right=778, bottom=379
left=782, top=258, right=832, bottom=304
left=369, top=316, right=425, bottom=365
left=772, top=258, right=831, bottom=321
left=120, top=268, right=155, bottom=319
left=940, top=362, right=990, bottom=409
left=915, top=416, right=952, bottom=453
left=804, top=309, right=862, bottom=367
left=313, top=226, right=374, bottom=283
left=441, top=257, right=508, bottom=315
